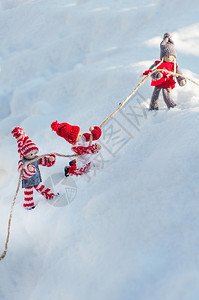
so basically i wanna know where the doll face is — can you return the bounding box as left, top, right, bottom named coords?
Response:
left=76, top=130, right=82, bottom=142
left=24, top=150, right=38, bottom=160
left=163, top=55, right=175, bottom=62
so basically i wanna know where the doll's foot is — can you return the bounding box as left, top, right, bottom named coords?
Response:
left=149, top=107, right=159, bottom=111
left=69, top=160, right=75, bottom=166
left=25, top=205, right=36, bottom=210
left=169, top=104, right=177, bottom=109
left=53, top=193, right=61, bottom=199
left=47, top=193, right=62, bottom=203
left=64, top=166, right=70, bottom=177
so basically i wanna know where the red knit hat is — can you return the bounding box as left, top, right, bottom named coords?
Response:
left=51, top=121, right=80, bottom=145
left=11, top=127, right=39, bottom=159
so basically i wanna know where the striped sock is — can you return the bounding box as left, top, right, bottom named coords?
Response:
left=24, top=187, right=35, bottom=209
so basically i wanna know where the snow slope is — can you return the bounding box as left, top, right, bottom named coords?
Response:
left=0, top=0, right=199, bottom=299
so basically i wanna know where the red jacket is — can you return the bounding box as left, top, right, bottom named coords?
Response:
left=144, top=61, right=177, bottom=89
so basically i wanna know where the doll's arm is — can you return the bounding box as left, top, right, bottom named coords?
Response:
left=176, top=66, right=186, bottom=86
left=39, top=154, right=56, bottom=167
left=83, top=126, right=102, bottom=142
left=72, top=144, right=99, bottom=155
left=149, top=63, right=163, bottom=80
left=143, top=62, right=163, bottom=80
left=18, top=161, right=36, bottom=179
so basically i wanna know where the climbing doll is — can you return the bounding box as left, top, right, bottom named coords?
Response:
left=51, top=121, right=102, bottom=176
left=143, top=32, right=186, bottom=110
left=12, top=127, right=57, bottom=210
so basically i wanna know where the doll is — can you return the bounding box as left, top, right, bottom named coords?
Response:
left=143, top=33, right=186, bottom=110
left=12, top=127, right=57, bottom=210
left=51, top=121, right=102, bottom=176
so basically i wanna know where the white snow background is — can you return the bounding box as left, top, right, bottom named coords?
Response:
left=0, top=0, right=199, bottom=299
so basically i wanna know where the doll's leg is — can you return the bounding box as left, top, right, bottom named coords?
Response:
left=162, top=88, right=176, bottom=108
left=34, top=183, right=54, bottom=200
left=69, top=160, right=75, bottom=166
left=150, top=87, right=161, bottom=110
left=24, top=187, right=35, bottom=209
left=69, top=162, right=91, bottom=176
left=68, top=164, right=77, bottom=175
left=65, top=160, right=76, bottom=177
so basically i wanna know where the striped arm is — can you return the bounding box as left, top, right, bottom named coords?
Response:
left=72, top=144, right=98, bottom=155
left=39, top=154, right=56, bottom=167
left=18, top=161, right=36, bottom=179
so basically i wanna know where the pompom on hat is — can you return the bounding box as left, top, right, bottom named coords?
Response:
left=51, top=121, right=80, bottom=145
left=11, top=127, right=39, bottom=159
left=160, top=32, right=177, bottom=59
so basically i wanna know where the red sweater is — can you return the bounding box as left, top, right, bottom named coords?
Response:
left=144, top=61, right=177, bottom=89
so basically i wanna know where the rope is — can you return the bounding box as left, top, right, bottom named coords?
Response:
left=1, top=67, right=199, bottom=261
left=100, top=70, right=155, bottom=128
left=173, top=60, right=177, bottom=78
left=100, top=69, right=199, bottom=128
left=0, top=152, right=79, bottom=261
left=89, top=134, right=93, bottom=146
left=0, top=172, right=22, bottom=261
left=157, top=69, right=199, bottom=86
left=151, top=59, right=164, bottom=71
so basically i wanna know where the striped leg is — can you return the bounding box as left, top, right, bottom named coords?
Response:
left=34, top=183, right=54, bottom=200
left=24, top=187, right=35, bottom=209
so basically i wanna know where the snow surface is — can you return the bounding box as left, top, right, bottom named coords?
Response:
left=1, top=0, right=199, bottom=299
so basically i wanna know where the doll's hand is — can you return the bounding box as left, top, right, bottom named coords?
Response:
left=49, top=155, right=55, bottom=162
left=96, top=144, right=101, bottom=150
left=28, top=165, right=34, bottom=172
left=179, top=79, right=186, bottom=87
left=89, top=126, right=94, bottom=132
left=156, top=72, right=163, bottom=79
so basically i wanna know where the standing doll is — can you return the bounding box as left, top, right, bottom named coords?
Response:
left=51, top=121, right=102, bottom=176
left=12, top=127, right=57, bottom=210
left=143, top=33, right=186, bottom=110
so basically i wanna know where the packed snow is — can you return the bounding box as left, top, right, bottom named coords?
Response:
left=0, top=0, right=199, bottom=299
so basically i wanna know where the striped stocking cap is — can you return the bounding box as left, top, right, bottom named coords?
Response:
left=11, top=127, right=39, bottom=159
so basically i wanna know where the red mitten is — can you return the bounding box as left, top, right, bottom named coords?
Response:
left=91, top=126, right=102, bottom=140
left=143, top=69, right=152, bottom=76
